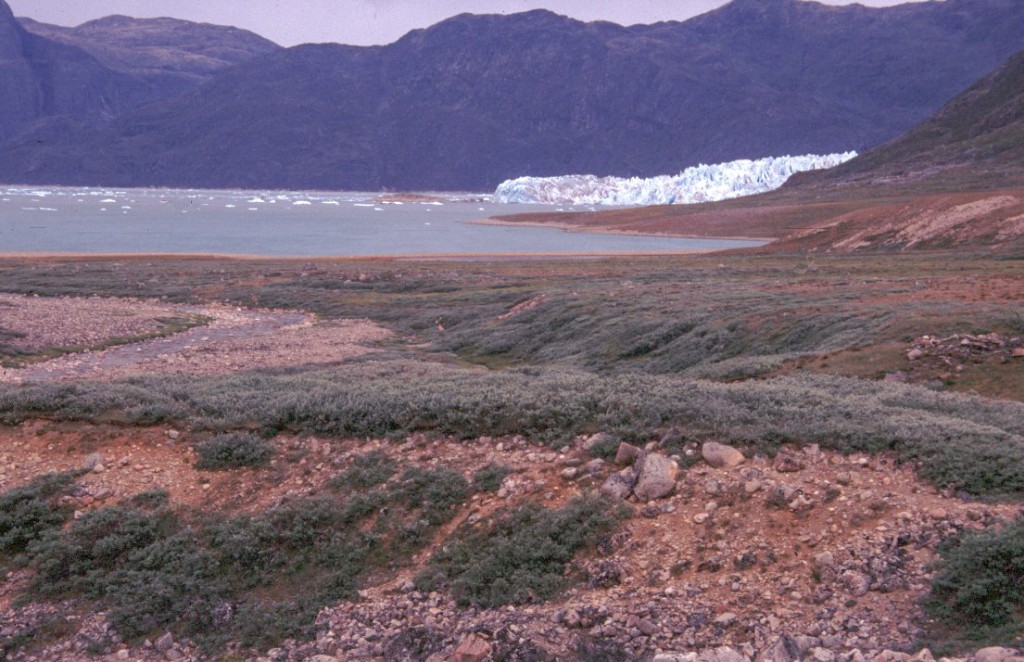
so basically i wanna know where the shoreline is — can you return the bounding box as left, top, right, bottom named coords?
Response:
left=0, top=249, right=714, bottom=262
left=471, top=216, right=776, bottom=243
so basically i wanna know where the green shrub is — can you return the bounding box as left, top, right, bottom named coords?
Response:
left=924, top=518, right=1024, bottom=650
left=417, top=495, right=626, bottom=607
left=194, top=433, right=273, bottom=471
left=391, top=468, right=470, bottom=525
left=471, top=463, right=511, bottom=493
left=328, top=451, right=396, bottom=491
left=0, top=472, right=81, bottom=561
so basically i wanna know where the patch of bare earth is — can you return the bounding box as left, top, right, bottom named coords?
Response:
left=0, top=295, right=391, bottom=383
left=2, top=422, right=1021, bottom=661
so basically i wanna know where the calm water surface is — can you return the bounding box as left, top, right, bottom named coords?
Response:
left=0, top=187, right=765, bottom=256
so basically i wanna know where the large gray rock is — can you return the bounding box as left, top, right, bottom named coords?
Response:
left=600, top=468, right=637, bottom=501
left=702, top=442, right=745, bottom=469
left=633, top=452, right=679, bottom=501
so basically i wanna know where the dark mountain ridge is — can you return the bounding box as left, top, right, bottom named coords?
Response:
left=3, top=0, right=1024, bottom=190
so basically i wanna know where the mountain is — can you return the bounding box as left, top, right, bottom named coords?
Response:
left=790, top=48, right=1024, bottom=192
left=3, top=0, right=1024, bottom=190
left=0, top=1, right=278, bottom=145
left=18, top=15, right=280, bottom=86
left=0, top=1, right=163, bottom=142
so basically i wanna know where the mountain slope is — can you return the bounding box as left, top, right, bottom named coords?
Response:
left=792, top=48, right=1024, bottom=191
left=18, top=15, right=280, bottom=85
left=3, top=0, right=1024, bottom=190
left=0, top=1, right=164, bottom=142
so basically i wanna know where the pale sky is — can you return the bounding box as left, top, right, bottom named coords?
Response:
left=8, top=0, right=927, bottom=47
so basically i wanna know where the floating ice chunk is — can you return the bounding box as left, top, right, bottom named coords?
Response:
left=353, top=203, right=375, bottom=207
left=322, top=200, right=340, bottom=205
left=248, top=197, right=266, bottom=203
left=100, top=198, right=117, bottom=203
left=494, top=152, right=857, bottom=206
left=293, top=200, right=312, bottom=206
left=225, top=204, right=236, bottom=208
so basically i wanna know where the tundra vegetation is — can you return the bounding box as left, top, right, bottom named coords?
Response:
left=0, top=253, right=1022, bottom=655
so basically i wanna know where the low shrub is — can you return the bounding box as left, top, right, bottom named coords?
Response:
left=471, top=463, right=511, bottom=493
left=416, top=495, right=626, bottom=607
left=328, top=450, right=396, bottom=491
left=924, top=517, right=1024, bottom=651
left=0, top=472, right=81, bottom=561
left=194, top=433, right=274, bottom=471
left=391, top=467, right=470, bottom=526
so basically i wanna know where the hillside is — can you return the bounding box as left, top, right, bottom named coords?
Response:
left=794, top=48, right=1024, bottom=192
left=0, top=1, right=279, bottom=145
left=3, top=0, right=1024, bottom=190
left=18, top=15, right=280, bottom=85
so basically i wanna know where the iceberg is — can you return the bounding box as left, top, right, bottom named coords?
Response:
left=494, top=152, right=856, bottom=206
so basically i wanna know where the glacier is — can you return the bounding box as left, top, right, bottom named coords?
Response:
left=494, top=152, right=857, bottom=206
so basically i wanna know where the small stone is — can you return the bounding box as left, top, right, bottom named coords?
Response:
left=82, top=453, right=104, bottom=471
left=560, top=467, right=579, bottom=480
left=167, top=430, right=180, bottom=440
left=702, top=442, right=745, bottom=469
left=154, top=632, right=174, bottom=652
left=713, top=612, right=738, bottom=627
left=92, top=463, right=106, bottom=473
left=773, top=452, right=804, bottom=473
left=615, top=442, right=644, bottom=466
left=694, top=513, right=709, bottom=524
left=655, top=655, right=698, bottom=662
left=906, top=349, right=925, bottom=361
left=116, top=651, right=130, bottom=660
left=810, top=648, right=836, bottom=662
left=452, top=634, right=492, bottom=662
left=638, top=618, right=658, bottom=636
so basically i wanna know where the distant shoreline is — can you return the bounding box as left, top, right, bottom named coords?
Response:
left=473, top=216, right=775, bottom=243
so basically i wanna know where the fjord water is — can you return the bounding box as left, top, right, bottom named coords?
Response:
left=0, top=187, right=763, bottom=256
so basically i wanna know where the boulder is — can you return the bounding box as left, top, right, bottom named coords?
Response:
left=600, top=468, right=637, bottom=501
left=702, top=442, right=745, bottom=469
left=633, top=453, right=679, bottom=500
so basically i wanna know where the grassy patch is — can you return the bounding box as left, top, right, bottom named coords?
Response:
left=472, top=463, right=511, bottom=493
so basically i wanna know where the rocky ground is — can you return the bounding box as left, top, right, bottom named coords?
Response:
left=1, top=421, right=1021, bottom=662
left=1, top=294, right=1022, bottom=662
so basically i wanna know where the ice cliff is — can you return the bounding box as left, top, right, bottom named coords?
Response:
left=494, top=152, right=857, bottom=205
